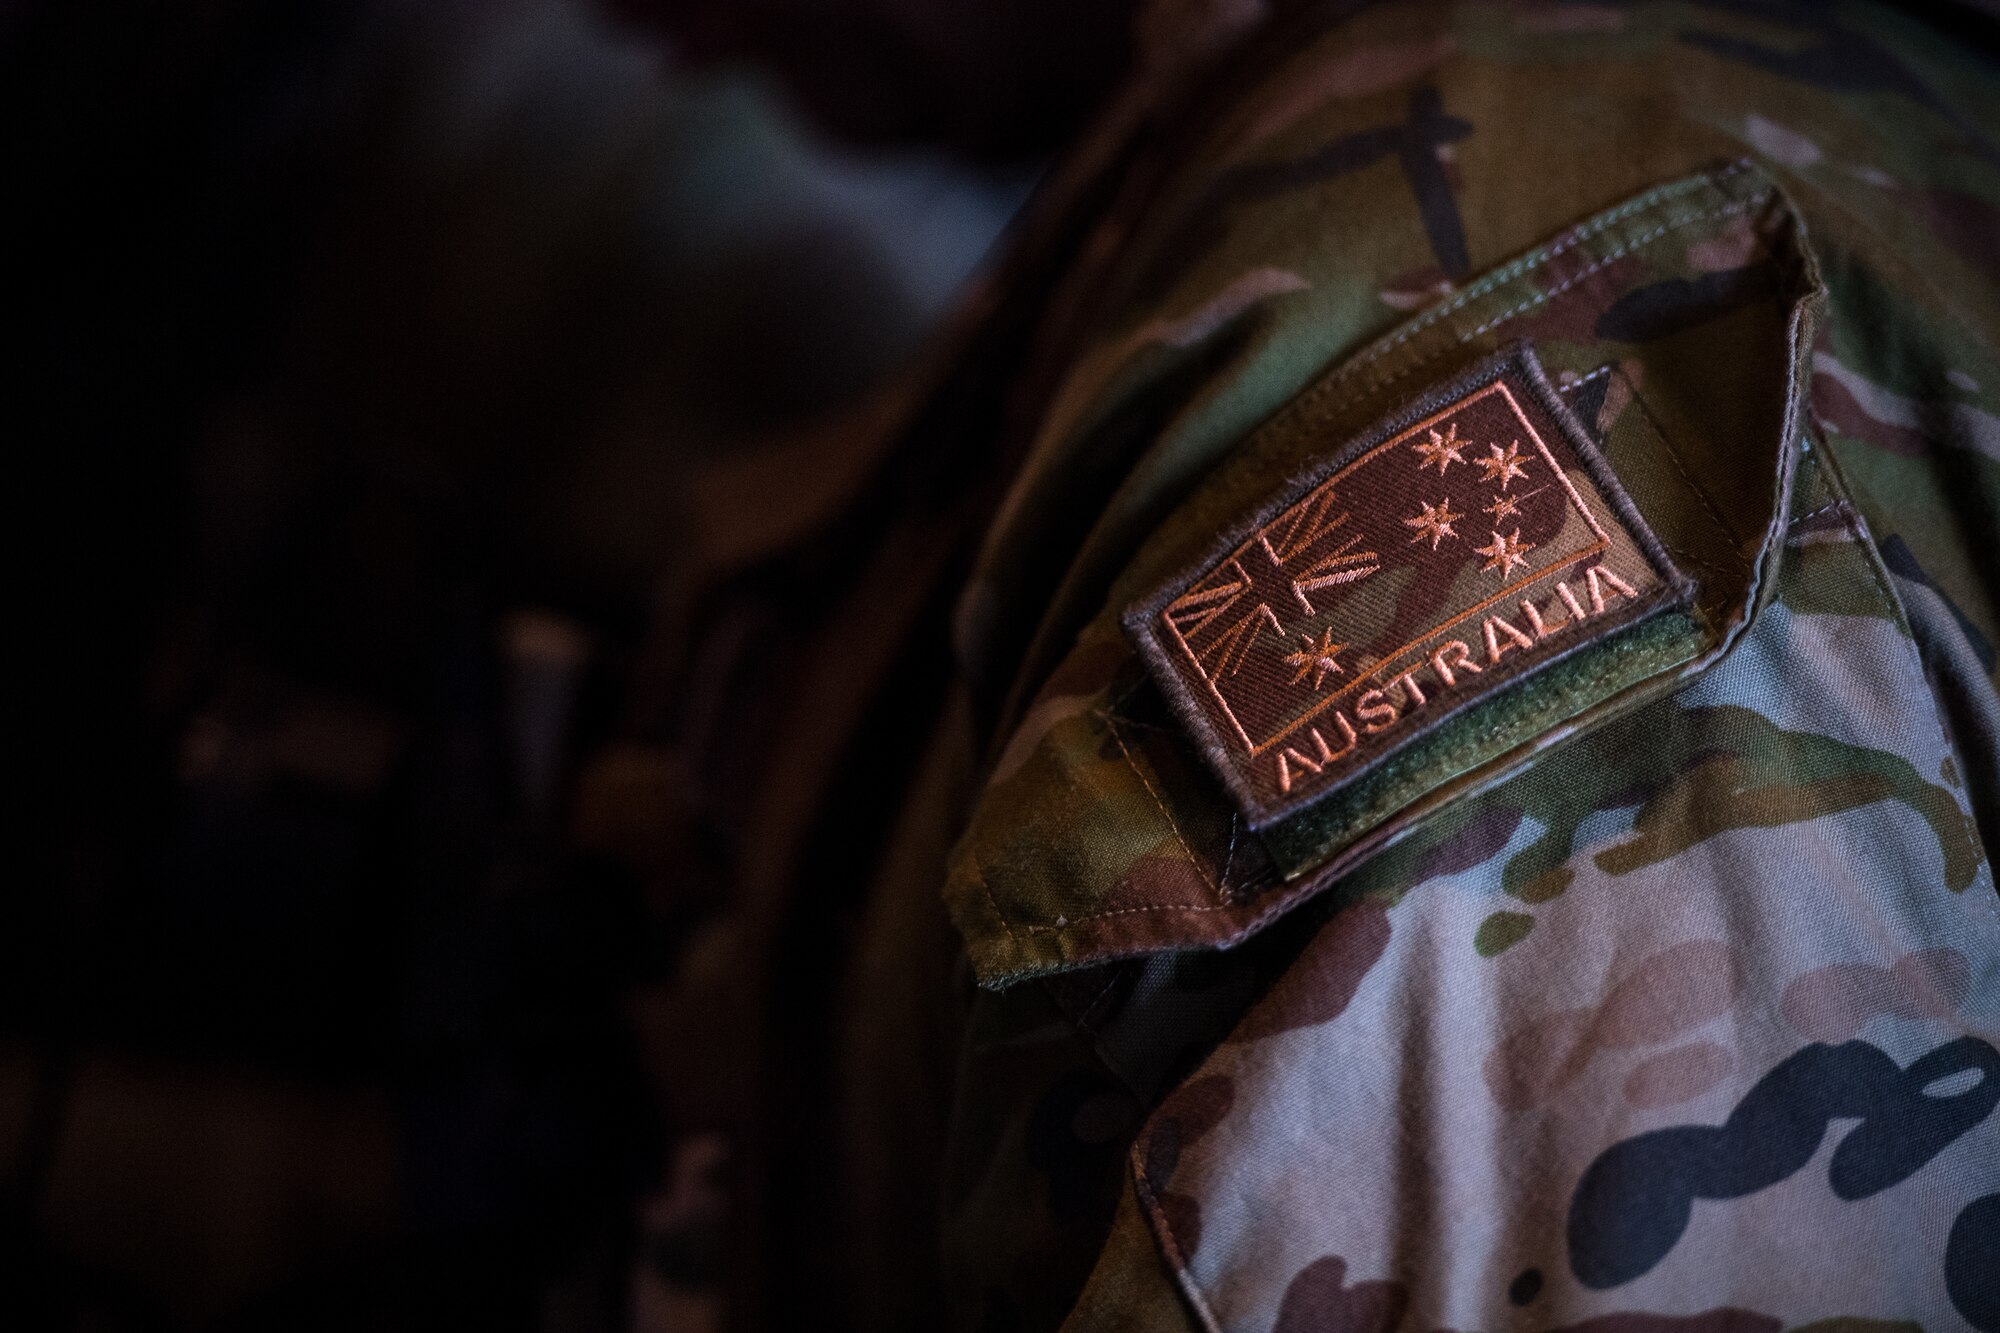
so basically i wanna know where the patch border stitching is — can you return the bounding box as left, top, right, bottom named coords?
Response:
left=1161, top=375, right=1615, bottom=757
left=1123, top=340, right=1694, bottom=829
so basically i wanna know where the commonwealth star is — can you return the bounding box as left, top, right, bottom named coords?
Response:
left=1283, top=627, right=1346, bottom=690
left=1475, top=528, right=1536, bottom=577
left=1476, top=439, right=1531, bottom=490
left=1412, top=422, right=1467, bottom=474
left=1402, top=496, right=1463, bottom=550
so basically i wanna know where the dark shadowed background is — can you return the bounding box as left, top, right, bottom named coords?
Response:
left=7, top=1, right=1136, bottom=1327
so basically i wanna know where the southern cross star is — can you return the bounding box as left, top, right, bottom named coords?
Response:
left=1476, top=439, right=1532, bottom=489
left=1475, top=528, right=1536, bottom=577
left=1412, top=421, right=1467, bottom=474
left=1283, top=627, right=1346, bottom=690
left=1485, top=484, right=1547, bottom=522
left=1402, top=496, right=1463, bottom=550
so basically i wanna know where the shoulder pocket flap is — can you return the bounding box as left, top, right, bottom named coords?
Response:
left=947, top=162, right=1827, bottom=987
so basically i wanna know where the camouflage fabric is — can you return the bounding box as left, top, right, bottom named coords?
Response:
left=1105, top=447, right=1999, bottom=1330
left=921, top=2, right=2000, bottom=1330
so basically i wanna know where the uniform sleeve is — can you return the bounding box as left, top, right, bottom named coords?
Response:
left=938, top=3, right=2000, bottom=1329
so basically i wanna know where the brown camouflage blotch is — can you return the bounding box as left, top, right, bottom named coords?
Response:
left=1596, top=760, right=1895, bottom=876
left=1780, top=947, right=1970, bottom=1042
left=1512, top=865, right=1574, bottom=904
left=1102, top=854, right=1216, bottom=915
left=1812, top=369, right=1929, bottom=457
left=1545, top=1310, right=1781, bottom=1333
left=1686, top=214, right=1764, bottom=273
left=1136, top=1074, right=1236, bottom=1260
left=1623, top=1041, right=1736, bottom=1109
left=1591, top=939, right=1742, bottom=1049
left=1415, top=805, right=1525, bottom=884
left=1232, top=901, right=1391, bottom=1042
left=1486, top=939, right=1740, bottom=1110
left=1501, top=257, right=1652, bottom=347
left=1487, top=1006, right=1597, bottom=1110
left=1271, top=1255, right=1408, bottom=1333
left=1890, top=188, right=2000, bottom=280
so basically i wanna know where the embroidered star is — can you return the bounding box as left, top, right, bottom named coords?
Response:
left=1412, top=421, right=1467, bottom=474
left=1402, top=496, right=1463, bottom=550
left=1485, top=484, right=1547, bottom=523
left=1283, top=627, right=1346, bottom=690
left=1475, top=528, right=1537, bottom=577
left=1476, top=439, right=1532, bottom=490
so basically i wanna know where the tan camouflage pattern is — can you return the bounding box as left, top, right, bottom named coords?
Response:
left=1119, top=449, right=1999, bottom=1329
left=930, top=1, right=2000, bottom=1329
left=949, top=159, right=1819, bottom=980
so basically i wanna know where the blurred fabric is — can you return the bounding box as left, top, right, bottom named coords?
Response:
left=7, top=0, right=1129, bottom=1326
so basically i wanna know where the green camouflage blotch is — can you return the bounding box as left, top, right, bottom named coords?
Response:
left=1592, top=706, right=1983, bottom=893
left=1475, top=910, right=1535, bottom=957
left=1777, top=539, right=1906, bottom=627
left=934, top=0, right=2000, bottom=1319
left=1480, top=701, right=1985, bottom=901
left=1507, top=863, right=1573, bottom=905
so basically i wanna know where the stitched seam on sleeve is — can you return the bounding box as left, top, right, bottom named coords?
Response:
left=1077, top=968, right=1127, bottom=1031
left=1129, top=1140, right=1226, bottom=1333
left=976, top=865, right=1019, bottom=940
left=1618, top=368, right=1755, bottom=581
left=1283, top=165, right=1757, bottom=419
left=1015, top=902, right=1240, bottom=930
left=1559, top=363, right=1616, bottom=394
left=1102, top=708, right=1225, bottom=904
left=1337, top=193, right=1769, bottom=409
left=982, top=171, right=1778, bottom=951
left=1331, top=164, right=1749, bottom=377
left=1790, top=497, right=1847, bottom=527
left=1834, top=492, right=2000, bottom=924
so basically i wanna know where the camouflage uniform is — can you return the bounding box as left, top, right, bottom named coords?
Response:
left=673, top=2, right=2000, bottom=1329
